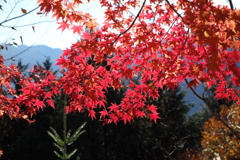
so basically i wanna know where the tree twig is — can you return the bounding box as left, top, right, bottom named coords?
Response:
left=111, top=0, right=147, bottom=45
left=0, top=20, right=55, bottom=28
left=165, top=0, right=183, bottom=19
left=184, top=79, right=240, bottom=140
left=228, top=0, right=234, bottom=10
left=0, top=6, right=40, bottom=26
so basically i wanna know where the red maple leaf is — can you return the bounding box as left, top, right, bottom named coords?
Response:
left=109, top=103, right=119, bottom=112
left=99, top=110, right=108, bottom=119
left=88, top=110, right=96, bottom=119
left=71, top=25, right=83, bottom=34
left=136, top=110, right=146, bottom=118
left=34, top=99, right=45, bottom=110
left=44, top=92, right=52, bottom=99
left=149, top=112, right=160, bottom=123
left=46, top=99, right=54, bottom=108
left=122, top=113, right=132, bottom=124
left=57, top=22, right=69, bottom=32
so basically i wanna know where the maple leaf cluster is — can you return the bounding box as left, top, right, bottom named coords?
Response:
left=1, top=0, right=239, bottom=123
left=0, top=55, right=25, bottom=119
left=0, top=59, right=56, bottom=121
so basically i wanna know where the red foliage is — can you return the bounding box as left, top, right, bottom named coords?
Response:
left=1, top=0, right=240, bottom=124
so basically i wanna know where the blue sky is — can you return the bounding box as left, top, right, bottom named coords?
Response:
left=0, top=0, right=239, bottom=50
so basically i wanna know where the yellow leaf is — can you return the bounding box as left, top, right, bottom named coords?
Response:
left=148, top=82, right=155, bottom=91
left=204, top=31, right=209, bottom=37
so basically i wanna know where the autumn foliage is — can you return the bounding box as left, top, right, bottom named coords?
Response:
left=201, top=104, right=240, bottom=159
left=0, top=0, right=240, bottom=124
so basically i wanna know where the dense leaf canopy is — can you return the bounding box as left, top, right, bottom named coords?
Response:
left=0, top=0, right=239, bottom=123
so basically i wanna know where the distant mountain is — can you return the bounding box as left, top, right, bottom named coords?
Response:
left=1, top=45, right=62, bottom=68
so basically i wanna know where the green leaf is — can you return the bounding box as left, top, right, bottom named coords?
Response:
left=54, top=151, right=63, bottom=159
left=47, top=127, right=64, bottom=145
left=67, top=129, right=72, bottom=139
left=67, top=122, right=86, bottom=145
left=53, top=143, right=63, bottom=152
left=67, top=149, right=78, bottom=159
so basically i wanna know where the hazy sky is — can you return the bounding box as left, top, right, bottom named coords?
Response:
left=0, top=0, right=104, bottom=49
left=0, top=0, right=239, bottom=50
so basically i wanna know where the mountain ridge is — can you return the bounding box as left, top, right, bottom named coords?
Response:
left=1, top=45, right=62, bottom=68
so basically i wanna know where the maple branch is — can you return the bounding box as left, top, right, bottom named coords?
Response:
left=112, top=0, right=147, bottom=45
left=185, top=79, right=205, bottom=101
left=152, top=1, right=162, bottom=23
left=185, top=79, right=240, bottom=140
left=0, top=6, right=40, bottom=26
left=165, top=0, right=183, bottom=19
left=162, top=16, right=179, bottom=40
left=228, top=0, right=234, bottom=10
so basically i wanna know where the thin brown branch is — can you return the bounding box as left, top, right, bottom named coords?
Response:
left=161, top=16, right=179, bottom=43
left=185, top=79, right=205, bottom=101
left=112, top=0, right=147, bottom=45
left=185, top=79, right=240, bottom=140
left=165, top=0, right=183, bottom=19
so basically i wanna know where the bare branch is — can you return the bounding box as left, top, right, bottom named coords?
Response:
left=4, top=0, right=19, bottom=22
left=0, top=20, right=55, bottom=28
left=0, top=6, right=40, bottom=26
left=165, top=0, right=183, bottom=19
